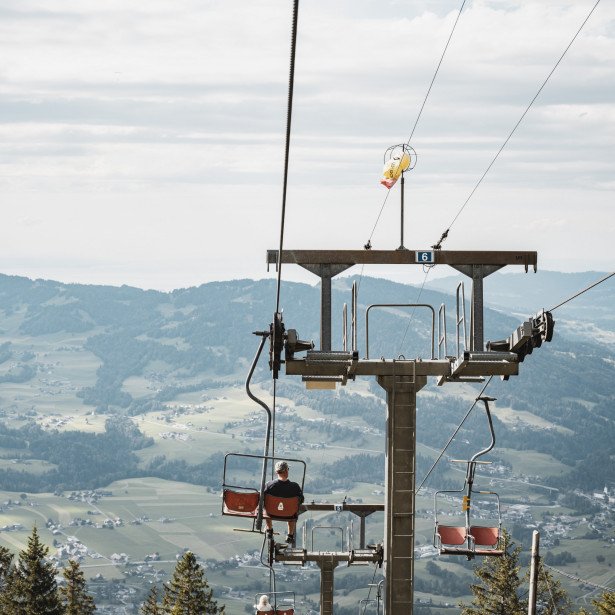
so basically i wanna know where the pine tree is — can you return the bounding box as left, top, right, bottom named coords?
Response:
left=459, top=530, right=526, bottom=615
left=0, top=544, right=13, bottom=589
left=591, top=591, right=615, bottom=615
left=59, top=559, right=96, bottom=615
left=162, top=552, right=224, bottom=615
left=534, top=563, right=572, bottom=615
left=0, top=524, right=63, bottom=615
left=460, top=531, right=578, bottom=615
left=141, top=586, right=164, bottom=615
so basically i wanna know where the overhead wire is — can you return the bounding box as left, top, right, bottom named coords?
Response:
left=368, top=0, right=608, bottom=498
left=406, top=0, right=467, bottom=146
left=272, top=0, right=300, bottom=479
left=275, top=0, right=299, bottom=315
left=395, top=0, right=603, bottom=354
left=413, top=268, right=615, bottom=493
left=364, top=0, right=467, bottom=251
left=358, top=0, right=468, bottom=345
left=548, top=271, right=615, bottom=312
left=543, top=564, right=615, bottom=594
left=413, top=269, right=614, bottom=523
left=271, top=0, right=609, bottom=527
left=540, top=562, right=560, bottom=615
left=433, top=0, right=603, bottom=249
left=415, top=376, right=493, bottom=494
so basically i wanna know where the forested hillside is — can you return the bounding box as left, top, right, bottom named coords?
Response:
left=0, top=271, right=613, bottom=615
left=0, top=271, right=613, bottom=496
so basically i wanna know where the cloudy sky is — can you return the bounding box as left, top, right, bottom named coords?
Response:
left=0, top=0, right=613, bottom=291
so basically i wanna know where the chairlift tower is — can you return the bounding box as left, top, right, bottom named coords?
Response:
left=265, top=247, right=552, bottom=615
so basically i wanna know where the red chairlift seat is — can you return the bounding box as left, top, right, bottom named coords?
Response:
left=275, top=609, right=294, bottom=615
left=470, top=525, right=504, bottom=556
left=223, top=489, right=260, bottom=518
left=435, top=525, right=473, bottom=556
left=263, top=494, right=301, bottom=520
left=437, top=525, right=467, bottom=546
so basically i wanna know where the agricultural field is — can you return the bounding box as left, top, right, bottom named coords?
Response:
left=0, top=274, right=614, bottom=613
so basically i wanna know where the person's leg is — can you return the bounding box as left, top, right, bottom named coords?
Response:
left=287, top=520, right=296, bottom=536
left=266, top=519, right=273, bottom=531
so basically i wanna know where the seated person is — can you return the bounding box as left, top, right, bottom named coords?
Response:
left=254, top=595, right=273, bottom=613
left=264, top=460, right=304, bottom=543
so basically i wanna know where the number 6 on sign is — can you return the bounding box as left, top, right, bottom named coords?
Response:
left=415, top=251, right=434, bottom=264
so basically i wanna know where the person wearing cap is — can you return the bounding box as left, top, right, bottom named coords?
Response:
left=264, top=460, right=304, bottom=543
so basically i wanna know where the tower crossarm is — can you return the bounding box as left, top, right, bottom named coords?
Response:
left=267, top=249, right=537, bottom=270
left=266, top=248, right=537, bottom=353
left=285, top=356, right=519, bottom=380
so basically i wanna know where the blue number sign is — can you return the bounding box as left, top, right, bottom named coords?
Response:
left=415, top=251, right=434, bottom=264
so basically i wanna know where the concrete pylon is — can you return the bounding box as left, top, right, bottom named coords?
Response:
left=378, top=366, right=427, bottom=615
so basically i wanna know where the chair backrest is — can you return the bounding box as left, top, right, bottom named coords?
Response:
left=470, top=526, right=499, bottom=547
left=437, top=525, right=467, bottom=546
left=223, top=489, right=260, bottom=517
left=263, top=494, right=300, bottom=519
left=275, top=609, right=294, bottom=615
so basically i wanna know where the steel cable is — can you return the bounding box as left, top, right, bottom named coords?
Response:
left=543, top=564, right=615, bottom=593
left=365, top=0, right=467, bottom=250
left=415, top=376, right=493, bottom=494
left=275, top=0, right=299, bottom=314
left=434, top=0, right=603, bottom=249
left=549, top=271, right=615, bottom=312
left=407, top=0, right=467, bottom=146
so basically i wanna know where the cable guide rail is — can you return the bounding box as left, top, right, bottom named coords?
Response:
left=265, top=247, right=552, bottom=387
left=271, top=520, right=384, bottom=568
left=281, top=304, right=553, bottom=382
left=365, top=304, right=436, bottom=359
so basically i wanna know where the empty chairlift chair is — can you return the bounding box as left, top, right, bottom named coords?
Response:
left=433, top=396, right=504, bottom=559
left=434, top=524, right=468, bottom=554
left=222, top=488, right=260, bottom=517
left=470, top=525, right=503, bottom=556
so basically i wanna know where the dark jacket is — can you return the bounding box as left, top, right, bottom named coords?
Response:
left=264, top=478, right=304, bottom=503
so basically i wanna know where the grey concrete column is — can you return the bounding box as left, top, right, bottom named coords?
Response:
left=470, top=265, right=484, bottom=352
left=317, top=556, right=338, bottom=615
left=377, top=371, right=426, bottom=615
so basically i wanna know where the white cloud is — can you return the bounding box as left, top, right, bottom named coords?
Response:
left=0, top=0, right=613, bottom=290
